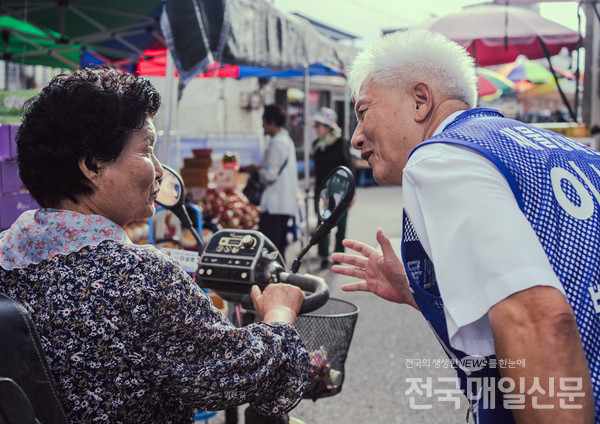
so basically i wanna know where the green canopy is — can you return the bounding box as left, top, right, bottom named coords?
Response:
left=0, top=15, right=82, bottom=68
left=0, top=1, right=165, bottom=69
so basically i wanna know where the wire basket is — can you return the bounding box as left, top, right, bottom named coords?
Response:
left=294, top=298, right=359, bottom=401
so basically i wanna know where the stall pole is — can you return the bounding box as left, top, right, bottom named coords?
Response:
left=302, top=64, right=311, bottom=247
left=161, top=50, right=175, bottom=165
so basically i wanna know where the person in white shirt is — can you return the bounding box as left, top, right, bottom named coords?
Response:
left=332, top=28, right=596, bottom=424
left=244, top=104, right=298, bottom=261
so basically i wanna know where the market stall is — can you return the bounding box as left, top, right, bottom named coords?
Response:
left=161, top=0, right=358, bottom=244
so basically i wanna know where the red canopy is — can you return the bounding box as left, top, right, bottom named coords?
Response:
left=137, top=50, right=241, bottom=78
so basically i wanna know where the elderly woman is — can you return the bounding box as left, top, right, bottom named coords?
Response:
left=0, top=66, right=309, bottom=423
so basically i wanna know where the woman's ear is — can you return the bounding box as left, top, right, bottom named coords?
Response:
left=78, top=157, right=101, bottom=184
left=413, top=82, right=432, bottom=122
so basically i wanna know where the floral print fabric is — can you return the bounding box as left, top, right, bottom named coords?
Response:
left=0, top=209, right=130, bottom=269
left=0, top=209, right=309, bottom=423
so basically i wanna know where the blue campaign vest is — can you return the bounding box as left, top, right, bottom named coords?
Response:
left=402, top=108, right=600, bottom=423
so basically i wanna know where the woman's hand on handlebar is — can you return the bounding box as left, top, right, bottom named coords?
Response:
left=251, top=283, right=305, bottom=324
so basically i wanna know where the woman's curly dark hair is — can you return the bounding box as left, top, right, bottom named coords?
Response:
left=17, top=65, right=161, bottom=208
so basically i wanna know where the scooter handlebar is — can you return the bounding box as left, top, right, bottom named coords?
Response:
left=240, top=272, right=329, bottom=315
left=280, top=272, right=329, bottom=314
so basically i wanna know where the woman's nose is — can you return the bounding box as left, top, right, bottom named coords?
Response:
left=154, top=156, right=164, bottom=180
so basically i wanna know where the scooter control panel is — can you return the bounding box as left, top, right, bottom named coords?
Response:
left=197, top=230, right=283, bottom=301
left=198, top=231, right=260, bottom=281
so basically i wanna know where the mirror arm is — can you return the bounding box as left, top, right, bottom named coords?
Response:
left=188, top=226, right=204, bottom=254
left=290, top=244, right=312, bottom=273
left=290, top=221, right=335, bottom=274
left=311, top=221, right=334, bottom=243
left=172, top=206, right=205, bottom=253
left=291, top=166, right=355, bottom=274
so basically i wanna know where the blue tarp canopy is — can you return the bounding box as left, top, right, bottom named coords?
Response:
left=237, top=63, right=345, bottom=79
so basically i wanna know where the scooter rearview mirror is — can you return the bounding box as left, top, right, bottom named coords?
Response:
left=315, top=166, right=355, bottom=226
left=290, top=165, right=355, bottom=273
left=156, top=167, right=183, bottom=208
left=155, top=164, right=204, bottom=251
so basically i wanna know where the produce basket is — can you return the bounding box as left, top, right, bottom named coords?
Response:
left=294, top=298, right=359, bottom=401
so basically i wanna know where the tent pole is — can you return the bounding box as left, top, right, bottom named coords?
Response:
left=472, top=40, right=478, bottom=67
left=303, top=64, right=311, bottom=248
left=161, top=48, right=175, bottom=165
left=573, top=4, right=584, bottom=122
left=537, top=36, right=577, bottom=122
left=592, top=1, right=600, bottom=23
left=175, top=96, right=181, bottom=170
left=574, top=47, right=581, bottom=122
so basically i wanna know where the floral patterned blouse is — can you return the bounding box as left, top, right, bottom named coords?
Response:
left=0, top=209, right=309, bottom=423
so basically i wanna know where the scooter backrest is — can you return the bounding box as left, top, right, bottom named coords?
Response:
left=0, top=293, right=68, bottom=424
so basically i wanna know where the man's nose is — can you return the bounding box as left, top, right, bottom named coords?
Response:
left=351, top=123, right=364, bottom=150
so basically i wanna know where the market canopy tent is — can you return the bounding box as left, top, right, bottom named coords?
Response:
left=498, top=56, right=574, bottom=91
left=161, top=0, right=357, bottom=88
left=418, top=4, right=581, bottom=66
left=418, top=4, right=582, bottom=120
left=0, top=1, right=165, bottom=69
left=162, top=0, right=357, bottom=193
left=137, top=51, right=345, bottom=79
left=0, top=15, right=82, bottom=68
left=477, top=67, right=516, bottom=100
left=162, top=0, right=357, bottom=244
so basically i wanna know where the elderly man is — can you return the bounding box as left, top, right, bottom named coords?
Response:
left=333, top=29, right=597, bottom=423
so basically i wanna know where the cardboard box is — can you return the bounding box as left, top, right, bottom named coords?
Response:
left=532, top=123, right=590, bottom=138
left=183, top=157, right=212, bottom=168
left=566, top=125, right=589, bottom=138
left=181, top=167, right=209, bottom=188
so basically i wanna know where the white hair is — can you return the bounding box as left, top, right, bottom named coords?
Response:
left=347, top=29, right=478, bottom=108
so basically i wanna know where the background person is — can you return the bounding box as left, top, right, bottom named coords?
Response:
left=244, top=104, right=298, bottom=261
left=332, top=29, right=596, bottom=423
left=1, top=66, right=309, bottom=423
left=311, top=107, right=355, bottom=269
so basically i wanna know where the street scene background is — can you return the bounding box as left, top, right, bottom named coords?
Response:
left=0, top=2, right=592, bottom=424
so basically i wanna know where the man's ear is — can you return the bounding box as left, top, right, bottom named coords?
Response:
left=413, top=82, right=432, bottom=123
left=78, top=157, right=101, bottom=185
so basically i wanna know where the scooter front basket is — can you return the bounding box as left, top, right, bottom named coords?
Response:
left=294, top=298, right=359, bottom=401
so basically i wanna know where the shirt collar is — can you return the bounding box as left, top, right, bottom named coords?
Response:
left=0, top=208, right=131, bottom=269
left=433, top=110, right=467, bottom=136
